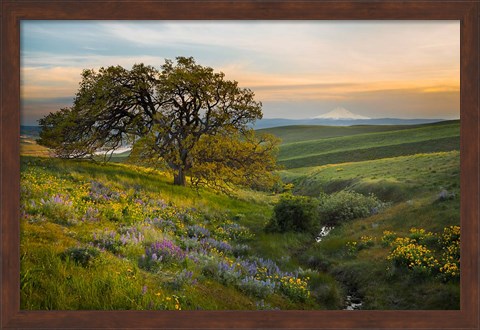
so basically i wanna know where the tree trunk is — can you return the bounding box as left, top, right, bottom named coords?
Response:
left=173, top=168, right=186, bottom=186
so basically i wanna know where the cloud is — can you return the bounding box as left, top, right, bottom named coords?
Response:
left=20, top=20, right=460, bottom=122
left=21, top=54, right=169, bottom=99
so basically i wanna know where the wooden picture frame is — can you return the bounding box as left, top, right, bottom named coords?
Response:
left=1, top=1, right=478, bottom=329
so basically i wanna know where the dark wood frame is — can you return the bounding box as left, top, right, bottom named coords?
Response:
left=1, top=1, right=478, bottom=329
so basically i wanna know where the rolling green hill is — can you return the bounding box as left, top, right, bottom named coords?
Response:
left=259, top=120, right=457, bottom=144
left=280, top=150, right=459, bottom=201
left=273, top=121, right=459, bottom=169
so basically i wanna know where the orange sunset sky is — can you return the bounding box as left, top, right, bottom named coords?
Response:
left=21, top=21, right=459, bottom=125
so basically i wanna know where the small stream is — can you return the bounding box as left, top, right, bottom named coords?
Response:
left=314, top=226, right=364, bottom=310
left=344, top=295, right=363, bottom=310
left=315, top=226, right=334, bottom=242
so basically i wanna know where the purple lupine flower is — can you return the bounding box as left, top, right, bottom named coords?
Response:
left=89, top=180, right=119, bottom=201
left=92, top=229, right=120, bottom=253
left=120, top=235, right=128, bottom=245
left=145, top=239, right=185, bottom=264
left=53, top=195, right=63, bottom=204
left=82, top=207, right=100, bottom=222
left=118, top=226, right=145, bottom=246
left=187, top=225, right=210, bottom=238
left=201, top=238, right=232, bottom=252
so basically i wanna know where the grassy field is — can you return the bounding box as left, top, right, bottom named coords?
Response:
left=278, top=149, right=460, bottom=309
left=20, top=137, right=50, bottom=157
left=270, top=121, right=459, bottom=169
left=20, top=120, right=460, bottom=310
left=272, top=121, right=460, bottom=309
left=258, top=123, right=433, bottom=144
left=21, top=156, right=338, bottom=310
left=281, top=151, right=459, bottom=201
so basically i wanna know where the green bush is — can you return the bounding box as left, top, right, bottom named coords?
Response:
left=61, top=246, right=100, bottom=267
left=318, top=191, right=382, bottom=226
left=265, top=195, right=320, bottom=234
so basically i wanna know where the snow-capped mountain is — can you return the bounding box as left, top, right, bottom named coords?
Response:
left=313, top=107, right=371, bottom=120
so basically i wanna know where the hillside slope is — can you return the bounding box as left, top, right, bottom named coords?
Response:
left=20, top=157, right=332, bottom=310
left=20, top=118, right=461, bottom=310
left=273, top=121, right=459, bottom=169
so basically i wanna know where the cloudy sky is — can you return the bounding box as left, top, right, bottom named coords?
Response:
left=21, top=21, right=459, bottom=125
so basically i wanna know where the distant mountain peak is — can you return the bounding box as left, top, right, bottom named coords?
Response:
left=313, top=107, right=371, bottom=120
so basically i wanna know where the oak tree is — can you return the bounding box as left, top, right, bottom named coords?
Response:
left=38, top=57, right=279, bottom=189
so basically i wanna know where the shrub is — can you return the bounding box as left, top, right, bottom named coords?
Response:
left=439, top=226, right=460, bottom=281
left=278, top=275, right=310, bottom=302
left=387, top=238, right=439, bottom=269
left=358, top=236, right=375, bottom=249
left=38, top=195, right=78, bottom=226
left=381, top=230, right=397, bottom=247
left=318, top=191, right=382, bottom=226
left=216, top=261, right=243, bottom=286
left=166, top=269, right=197, bottom=290
left=186, top=224, right=211, bottom=238
left=232, top=243, right=251, bottom=257
left=201, top=259, right=242, bottom=286
left=92, top=229, right=122, bottom=253
left=215, top=222, right=254, bottom=241
left=346, top=241, right=358, bottom=254
left=61, top=246, right=100, bottom=267
left=237, top=276, right=276, bottom=298
left=408, top=228, right=435, bottom=242
left=179, top=236, right=201, bottom=251
left=265, top=195, right=320, bottom=234
left=385, top=226, right=460, bottom=282
left=200, top=237, right=232, bottom=253
left=118, top=225, right=145, bottom=245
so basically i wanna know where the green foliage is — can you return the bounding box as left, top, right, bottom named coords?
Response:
left=38, top=57, right=279, bottom=189
left=438, top=226, right=460, bottom=281
left=188, top=130, right=281, bottom=192
left=237, top=277, right=275, bottom=298
left=384, top=226, right=460, bottom=282
left=381, top=230, right=397, bottom=247
left=61, top=246, right=100, bottom=267
left=278, top=275, right=310, bottom=302
left=318, top=191, right=382, bottom=226
left=265, top=195, right=320, bottom=234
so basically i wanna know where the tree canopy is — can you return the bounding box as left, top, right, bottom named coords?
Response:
left=38, top=57, right=280, bottom=190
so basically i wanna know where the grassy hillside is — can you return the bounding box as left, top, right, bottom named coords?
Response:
left=20, top=119, right=460, bottom=310
left=273, top=121, right=459, bottom=169
left=260, top=120, right=457, bottom=144
left=281, top=151, right=459, bottom=201
left=299, top=194, right=460, bottom=309
left=270, top=121, right=460, bottom=309
left=21, top=156, right=339, bottom=310
left=258, top=123, right=427, bottom=144
left=20, top=137, right=50, bottom=157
